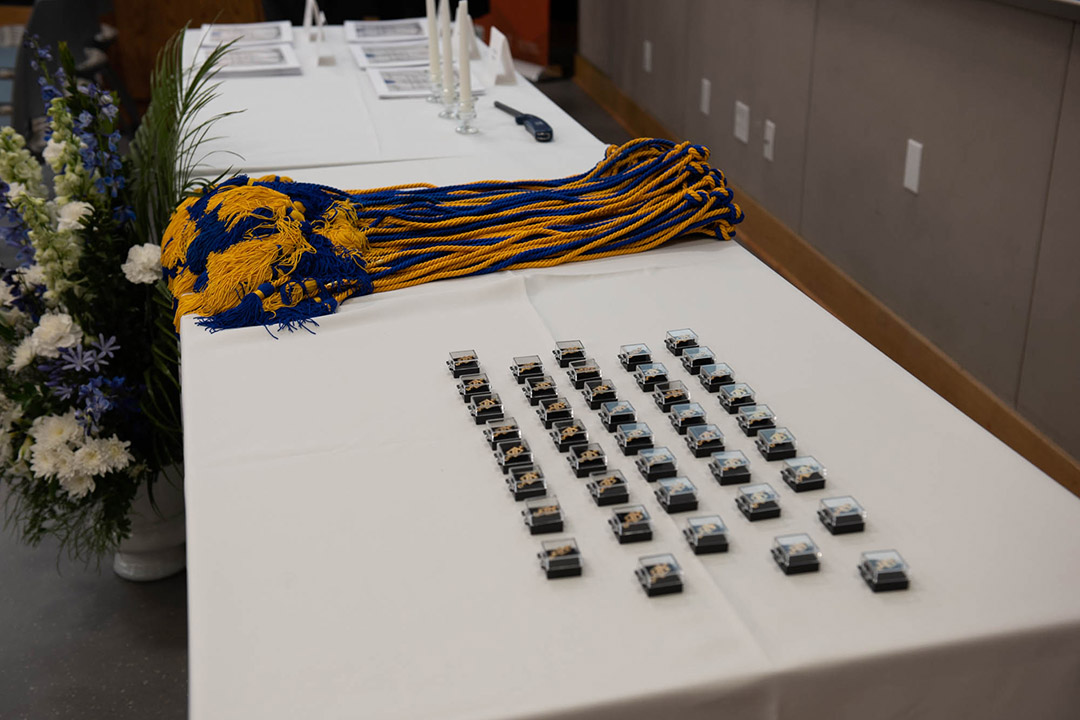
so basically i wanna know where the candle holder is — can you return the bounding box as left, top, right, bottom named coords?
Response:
left=455, top=105, right=479, bottom=134
left=427, top=70, right=443, bottom=104
left=438, top=84, right=458, bottom=119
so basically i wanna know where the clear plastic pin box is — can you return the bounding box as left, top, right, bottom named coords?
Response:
left=772, top=533, right=821, bottom=575
left=582, top=378, right=617, bottom=410
left=484, top=417, right=519, bottom=449
left=507, top=464, right=546, bottom=501
left=510, top=355, right=545, bottom=384
left=618, top=343, right=653, bottom=370
left=698, top=363, right=735, bottom=392
left=719, top=383, right=756, bottom=414
left=447, top=349, right=480, bottom=377
left=635, top=446, right=677, bottom=481
left=536, top=396, right=573, bottom=429
left=609, top=505, right=652, bottom=543
left=586, top=469, right=630, bottom=506
left=685, top=423, right=725, bottom=457
left=523, top=496, right=564, bottom=535
left=636, top=553, right=684, bottom=596
left=669, top=402, right=707, bottom=435
left=652, top=380, right=690, bottom=413
left=708, top=450, right=751, bottom=485
left=634, top=363, right=669, bottom=391
left=664, top=328, right=699, bottom=356
left=567, top=442, right=606, bottom=478
left=523, top=374, right=558, bottom=406
left=469, top=392, right=504, bottom=425
left=859, top=550, right=910, bottom=592
left=655, top=477, right=699, bottom=514
left=737, top=403, right=776, bottom=436
left=567, top=358, right=602, bottom=389
left=553, top=340, right=586, bottom=368
left=736, top=482, right=781, bottom=521
left=538, top=538, right=582, bottom=579
left=684, top=515, right=729, bottom=554
left=781, top=456, right=826, bottom=492
left=615, top=422, right=654, bottom=455
left=599, top=400, right=636, bottom=432
left=680, top=346, right=715, bottom=376
left=756, top=427, right=797, bottom=461
left=818, top=496, right=866, bottom=535
left=550, top=418, right=589, bottom=452
left=457, top=373, right=490, bottom=403
left=494, top=438, right=532, bottom=474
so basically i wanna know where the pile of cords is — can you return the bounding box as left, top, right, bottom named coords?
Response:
left=161, top=138, right=744, bottom=332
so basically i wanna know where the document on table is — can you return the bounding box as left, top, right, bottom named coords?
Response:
left=349, top=41, right=428, bottom=69
left=199, top=21, right=294, bottom=47
left=196, top=43, right=302, bottom=77
left=368, top=66, right=485, bottom=98
left=344, top=18, right=427, bottom=44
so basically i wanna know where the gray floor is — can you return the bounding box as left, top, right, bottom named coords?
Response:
left=0, top=77, right=632, bottom=719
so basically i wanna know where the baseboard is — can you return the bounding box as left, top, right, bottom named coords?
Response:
left=574, top=53, right=1080, bottom=497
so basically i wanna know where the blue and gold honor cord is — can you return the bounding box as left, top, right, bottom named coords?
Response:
left=161, top=138, right=744, bottom=332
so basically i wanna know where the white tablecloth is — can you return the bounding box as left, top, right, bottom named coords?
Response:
left=181, top=24, right=1080, bottom=720
left=182, top=27, right=601, bottom=174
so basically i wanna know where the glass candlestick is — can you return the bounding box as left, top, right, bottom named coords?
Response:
left=455, top=106, right=479, bottom=134
left=438, top=84, right=458, bottom=119
left=427, top=70, right=443, bottom=103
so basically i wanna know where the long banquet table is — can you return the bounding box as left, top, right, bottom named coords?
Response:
left=181, top=27, right=1080, bottom=720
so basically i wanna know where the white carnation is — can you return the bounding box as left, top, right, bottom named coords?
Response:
left=9, top=336, right=35, bottom=372
left=74, top=439, right=111, bottom=477
left=28, top=410, right=82, bottom=450
left=121, top=243, right=162, bottom=284
left=99, top=436, right=133, bottom=472
left=28, top=312, right=82, bottom=358
left=56, top=200, right=93, bottom=232
left=60, top=473, right=95, bottom=499
left=42, top=137, right=65, bottom=167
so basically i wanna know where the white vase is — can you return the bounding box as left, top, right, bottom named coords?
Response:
left=112, top=470, right=186, bottom=582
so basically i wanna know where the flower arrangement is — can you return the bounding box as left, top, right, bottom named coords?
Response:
left=0, top=34, right=231, bottom=563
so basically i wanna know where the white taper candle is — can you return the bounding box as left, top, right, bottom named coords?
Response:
left=426, top=0, right=438, bottom=82
left=457, top=1, right=473, bottom=113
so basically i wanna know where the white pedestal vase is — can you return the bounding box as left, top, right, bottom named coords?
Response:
left=112, top=471, right=186, bottom=582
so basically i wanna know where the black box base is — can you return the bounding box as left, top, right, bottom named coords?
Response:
left=759, top=448, right=797, bottom=461
left=740, top=507, right=781, bottom=521
left=615, top=531, right=653, bottom=544
left=643, top=583, right=683, bottom=597
left=529, top=522, right=564, bottom=535
left=545, top=567, right=582, bottom=579
left=779, top=562, right=820, bottom=575
left=785, top=478, right=826, bottom=492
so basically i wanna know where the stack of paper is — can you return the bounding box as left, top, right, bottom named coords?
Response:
left=196, top=20, right=302, bottom=77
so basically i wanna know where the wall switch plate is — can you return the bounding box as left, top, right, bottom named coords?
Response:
left=904, top=139, right=922, bottom=194
left=734, top=101, right=750, bottom=144
left=700, top=78, right=711, bottom=115
left=643, top=40, right=652, bottom=73
left=763, top=119, right=776, bottom=161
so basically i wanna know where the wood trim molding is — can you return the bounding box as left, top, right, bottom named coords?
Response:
left=574, top=53, right=1080, bottom=497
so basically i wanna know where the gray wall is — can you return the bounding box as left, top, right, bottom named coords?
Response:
left=579, top=0, right=1080, bottom=460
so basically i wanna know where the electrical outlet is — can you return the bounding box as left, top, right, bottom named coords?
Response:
left=734, top=101, right=750, bottom=144
left=904, top=139, right=922, bottom=194
left=643, top=40, right=652, bottom=73
left=700, top=78, right=711, bottom=115
left=763, top=119, right=775, bottom=161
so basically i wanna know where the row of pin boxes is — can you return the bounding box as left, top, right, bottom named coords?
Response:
left=539, top=535, right=909, bottom=592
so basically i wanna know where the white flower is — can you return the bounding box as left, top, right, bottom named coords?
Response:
left=6, top=181, right=26, bottom=200
left=121, top=243, right=162, bottom=284
left=0, top=278, right=14, bottom=307
left=30, top=441, right=76, bottom=480
left=18, top=264, right=45, bottom=288
left=28, top=410, right=82, bottom=450
left=99, top=436, right=133, bottom=472
left=60, top=473, right=95, bottom=499
left=74, top=439, right=111, bottom=477
left=56, top=200, right=93, bottom=232
left=9, top=337, right=35, bottom=372
left=42, top=137, right=65, bottom=167
left=28, top=312, right=82, bottom=358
